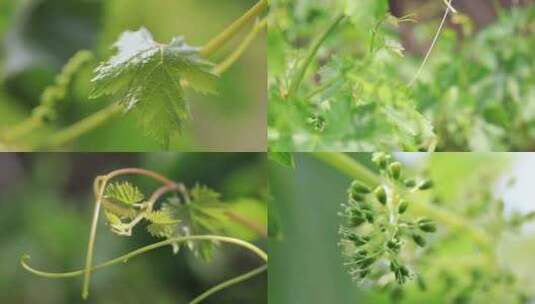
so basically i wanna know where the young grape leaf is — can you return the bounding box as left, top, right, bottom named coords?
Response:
left=89, top=27, right=218, bottom=146
left=145, top=210, right=180, bottom=238
left=157, top=185, right=228, bottom=261
left=105, top=181, right=144, bottom=206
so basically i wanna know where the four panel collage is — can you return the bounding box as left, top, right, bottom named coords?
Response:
left=0, top=0, right=534, bottom=303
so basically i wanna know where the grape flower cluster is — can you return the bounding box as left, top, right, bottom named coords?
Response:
left=338, top=153, right=436, bottom=286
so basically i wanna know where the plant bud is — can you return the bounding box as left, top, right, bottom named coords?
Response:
left=412, top=234, right=426, bottom=247
left=418, top=179, right=434, bottom=190
left=365, top=212, right=375, bottom=223
left=351, top=180, right=371, bottom=194
left=388, top=162, right=402, bottom=180
left=398, top=199, right=409, bottom=214
left=418, top=219, right=436, bottom=233
left=350, top=192, right=366, bottom=202
left=372, top=152, right=389, bottom=169
left=404, top=179, right=416, bottom=188
left=374, top=186, right=387, bottom=205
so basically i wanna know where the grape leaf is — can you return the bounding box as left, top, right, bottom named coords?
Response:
left=89, top=27, right=218, bottom=146
left=145, top=210, right=180, bottom=238
left=157, top=185, right=228, bottom=261
left=105, top=181, right=144, bottom=206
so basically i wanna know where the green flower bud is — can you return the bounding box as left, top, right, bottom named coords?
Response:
left=398, top=199, right=409, bottom=214
left=374, top=186, right=387, bottom=205
left=372, top=152, right=390, bottom=169
left=350, top=192, right=366, bottom=202
left=412, top=234, right=426, bottom=247
left=350, top=216, right=365, bottom=227
left=386, top=239, right=401, bottom=252
left=404, top=179, right=416, bottom=188
left=358, top=257, right=376, bottom=268
left=355, top=249, right=368, bottom=258
left=347, top=234, right=369, bottom=246
left=388, top=162, right=402, bottom=180
left=307, top=114, right=326, bottom=132
left=418, top=219, right=436, bottom=233
left=400, top=265, right=410, bottom=276
left=365, top=212, right=375, bottom=223
left=350, top=180, right=372, bottom=194
left=418, top=179, right=434, bottom=190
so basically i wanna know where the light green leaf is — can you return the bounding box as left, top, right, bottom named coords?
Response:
left=105, top=181, right=144, bottom=206
left=90, top=27, right=218, bottom=146
left=146, top=210, right=180, bottom=238
left=158, top=185, right=228, bottom=261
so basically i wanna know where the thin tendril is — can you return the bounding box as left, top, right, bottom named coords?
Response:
left=188, top=265, right=267, bottom=304
left=409, top=0, right=456, bottom=87
left=21, top=235, right=267, bottom=278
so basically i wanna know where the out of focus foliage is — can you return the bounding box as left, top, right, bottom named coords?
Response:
left=268, top=0, right=535, bottom=151
left=0, top=0, right=266, bottom=151
left=0, top=153, right=267, bottom=303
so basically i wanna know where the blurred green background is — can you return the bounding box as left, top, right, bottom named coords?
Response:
left=0, top=0, right=266, bottom=151
left=0, top=152, right=267, bottom=303
left=269, top=153, right=535, bottom=303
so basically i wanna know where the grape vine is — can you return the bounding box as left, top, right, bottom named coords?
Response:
left=20, top=168, right=267, bottom=303
left=1, top=0, right=267, bottom=150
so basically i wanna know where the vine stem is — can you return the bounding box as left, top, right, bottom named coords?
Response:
left=22, top=235, right=266, bottom=303
left=409, top=0, right=455, bottom=87
left=310, top=152, right=493, bottom=249
left=21, top=235, right=267, bottom=277
left=9, top=1, right=267, bottom=149
left=213, top=17, right=267, bottom=75
left=288, top=13, right=346, bottom=98
left=40, top=103, right=122, bottom=150
left=189, top=264, right=267, bottom=304
left=78, top=168, right=267, bottom=301
left=82, top=176, right=107, bottom=299
left=81, top=168, right=179, bottom=299
left=200, top=0, right=268, bottom=58
left=1, top=116, right=42, bottom=143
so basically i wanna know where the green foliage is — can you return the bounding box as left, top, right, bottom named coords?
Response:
left=269, top=1, right=535, bottom=151
left=90, top=27, right=217, bottom=147
left=162, top=185, right=228, bottom=261
left=411, top=7, right=535, bottom=151
left=339, top=153, right=436, bottom=287
left=105, top=181, right=145, bottom=206
left=268, top=0, right=436, bottom=151
left=101, top=180, right=232, bottom=261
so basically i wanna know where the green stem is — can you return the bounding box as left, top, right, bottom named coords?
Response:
left=310, top=152, right=493, bottom=249
left=213, top=18, right=267, bottom=75
left=287, top=13, right=345, bottom=98
left=2, top=116, right=43, bottom=142
left=189, top=264, right=267, bottom=304
left=200, top=0, right=268, bottom=58
left=311, top=152, right=379, bottom=186
left=20, top=235, right=267, bottom=278
left=82, top=176, right=107, bottom=299
left=40, top=103, right=122, bottom=149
